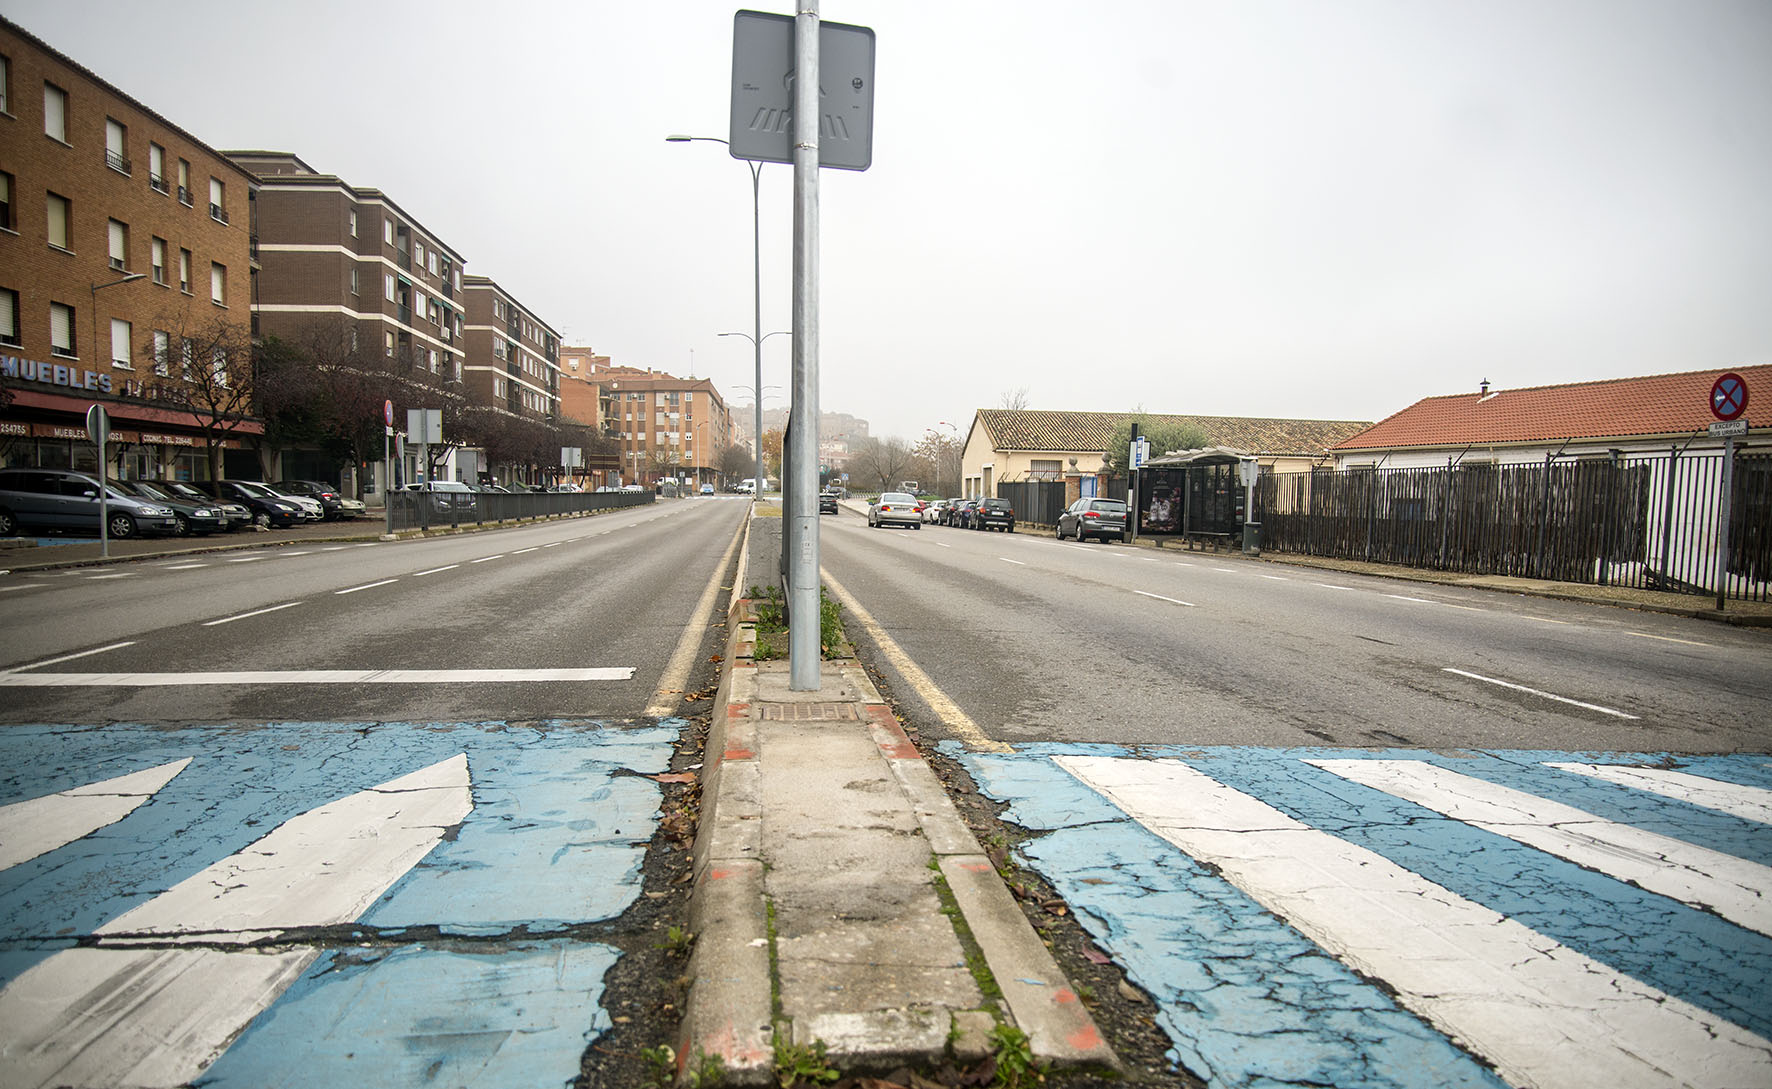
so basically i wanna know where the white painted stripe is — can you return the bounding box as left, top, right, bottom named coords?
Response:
left=1054, top=755, right=1772, bottom=1089
left=1259, top=574, right=1289, bottom=581
left=999, top=557, right=1026, bottom=566
left=202, top=602, right=302, bottom=627
left=1312, top=759, right=1772, bottom=937
left=512, top=547, right=539, bottom=555
left=1315, top=584, right=1355, bottom=590
left=543, top=541, right=563, bottom=547
left=1213, top=568, right=1235, bottom=573
left=1546, top=763, right=1772, bottom=825
left=470, top=554, right=504, bottom=563
left=1522, top=615, right=1572, bottom=625
left=320, top=546, right=347, bottom=551
left=1173, top=562, right=1196, bottom=567
left=163, top=562, right=207, bottom=569
left=1134, top=590, right=1195, bottom=608
left=280, top=551, right=311, bottom=556
left=226, top=556, right=266, bottom=563
left=0, top=759, right=191, bottom=871
left=412, top=564, right=459, bottom=576
left=0, top=667, right=634, bottom=686
left=7, top=642, right=137, bottom=672
left=0, top=584, right=29, bottom=591
left=1442, top=668, right=1638, bottom=719
left=86, top=573, right=132, bottom=580
left=1627, top=631, right=1714, bottom=648
left=335, top=578, right=398, bottom=594
left=0, top=756, right=471, bottom=1087
left=1384, top=593, right=1435, bottom=603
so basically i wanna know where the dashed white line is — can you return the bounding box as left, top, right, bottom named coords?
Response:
left=412, top=564, right=459, bottom=577
left=5, top=642, right=137, bottom=672
left=203, top=602, right=303, bottom=627
left=280, top=551, right=311, bottom=557
left=1442, top=668, right=1638, bottom=719
left=1627, top=631, right=1713, bottom=647
left=1315, top=584, right=1355, bottom=591
left=1259, top=575, right=1290, bottom=581
left=226, top=556, right=267, bottom=563
left=1135, top=590, right=1196, bottom=607
left=1213, top=568, right=1236, bottom=573
left=543, top=541, right=563, bottom=548
left=512, top=547, right=539, bottom=555
left=335, top=579, right=398, bottom=595
left=999, top=558, right=1026, bottom=566
left=87, top=573, right=133, bottom=580
left=162, top=563, right=208, bottom=570
left=470, top=555, right=504, bottom=564
left=320, top=546, right=348, bottom=552
left=1384, top=594, right=1436, bottom=603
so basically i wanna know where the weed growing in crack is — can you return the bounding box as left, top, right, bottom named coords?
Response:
left=771, top=1035, right=839, bottom=1087
left=654, top=924, right=694, bottom=958
left=989, top=1023, right=1048, bottom=1088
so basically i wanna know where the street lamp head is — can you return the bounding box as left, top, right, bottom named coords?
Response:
left=666, top=134, right=729, bottom=145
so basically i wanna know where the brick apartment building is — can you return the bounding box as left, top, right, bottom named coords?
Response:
left=1, top=17, right=258, bottom=481
left=461, top=275, right=560, bottom=423
left=559, top=351, right=733, bottom=488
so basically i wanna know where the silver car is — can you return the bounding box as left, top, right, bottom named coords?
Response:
left=867, top=492, right=923, bottom=529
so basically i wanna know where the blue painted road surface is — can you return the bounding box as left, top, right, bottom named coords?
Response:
left=949, top=744, right=1772, bottom=1089
left=0, top=719, right=677, bottom=1088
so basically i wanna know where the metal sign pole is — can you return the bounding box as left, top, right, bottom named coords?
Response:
left=1717, top=434, right=1734, bottom=612
left=86, top=404, right=110, bottom=558
left=788, top=0, right=822, bottom=690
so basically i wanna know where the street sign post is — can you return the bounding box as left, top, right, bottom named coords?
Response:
left=1708, top=373, right=1751, bottom=610
left=1711, top=372, right=1748, bottom=421
left=730, top=10, right=875, bottom=170
left=86, top=404, right=111, bottom=558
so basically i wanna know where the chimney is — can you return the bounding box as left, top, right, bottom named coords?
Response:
left=1479, top=378, right=1490, bottom=397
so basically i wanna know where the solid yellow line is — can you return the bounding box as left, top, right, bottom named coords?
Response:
left=644, top=511, right=748, bottom=718
left=820, top=568, right=1011, bottom=753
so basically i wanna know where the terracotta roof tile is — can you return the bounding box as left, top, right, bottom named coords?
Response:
left=975, top=410, right=1370, bottom=458
left=1336, top=365, right=1772, bottom=451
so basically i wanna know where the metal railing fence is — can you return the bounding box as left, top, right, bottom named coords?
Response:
left=387, top=488, right=654, bottom=533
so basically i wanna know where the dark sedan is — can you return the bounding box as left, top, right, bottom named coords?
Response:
left=819, top=491, right=840, bottom=515
left=109, top=479, right=224, bottom=536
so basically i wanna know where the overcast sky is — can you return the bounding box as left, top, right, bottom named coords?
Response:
left=8, top=0, right=1769, bottom=442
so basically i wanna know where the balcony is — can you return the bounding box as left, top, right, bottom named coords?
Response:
left=209, top=203, right=229, bottom=225
left=106, top=150, right=131, bottom=175
left=396, top=248, right=411, bottom=272
left=397, top=304, right=412, bottom=325
left=439, top=279, right=453, bottom=300
left=177, top=185, right=192, bottom=207
left=149, top=174, right=168, bottom=195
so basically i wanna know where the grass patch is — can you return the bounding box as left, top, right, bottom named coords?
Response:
left=746, top=585, right=851, bottom=659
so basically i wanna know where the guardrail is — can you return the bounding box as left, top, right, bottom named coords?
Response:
left=387, top=489, right=655, bottom=533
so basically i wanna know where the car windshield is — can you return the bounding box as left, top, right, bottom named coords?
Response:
left=129, top=481, right=177, bottom=502
left=879, top=493, right=915, bottom=504
left=164, top=482, right=207, bottom=501
left=231, top=481, right=274, bottom=498
left=1093, top=501, right=1128, bottom=512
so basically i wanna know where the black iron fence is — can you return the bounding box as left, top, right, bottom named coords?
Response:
left=996, top=480, right=1068, bottom=527
left=387, top=488, right=654, bottom=533
left=1255, top=451, right=1772, bottom=602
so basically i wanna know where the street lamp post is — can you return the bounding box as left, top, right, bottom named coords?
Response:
left=88, top=272, right=146, bottom=482
left=666, top=134, right=772, bottom=502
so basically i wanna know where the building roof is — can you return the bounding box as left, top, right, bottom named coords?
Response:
left=973, top=409, right=1371, bottom=459
left=1335, top=364, right=1772, bottom=452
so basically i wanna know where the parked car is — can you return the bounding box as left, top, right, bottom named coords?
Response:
left=238, top=482, right=322, bottom=521
left=1057, top=498, right=1130, bottom=543
left=940, top=498, right=966, bottom=526
left=189, top=480, right=306, bottom=528
left=819, top=491, right=840, bottom=515
left=950, top=499, right=980, bottom=529
left=275, top=480, right=367, bottom=520
left=922, top=499, right=950, bottom=523
left=974, top=498, right=1015, bottom=532
left=0, top=468, right=180, bottom=539
left=867, top=491, right=922, bottom=529
left=109, top=479, right=224, bottom=536
left=160, top=481, right=252, bottom=531
left=405, top=480, right=478, bottom=515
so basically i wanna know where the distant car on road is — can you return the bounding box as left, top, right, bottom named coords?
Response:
left=1057, top=498, right=1129, bottom=543
left=701, top=483, right=716, bottom=496
left=867, top=492, right=922, bottom=529
left=819, top=491, right=839, bottom=515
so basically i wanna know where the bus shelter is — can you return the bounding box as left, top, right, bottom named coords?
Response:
left=1139, top=447, right=1255, bottom=547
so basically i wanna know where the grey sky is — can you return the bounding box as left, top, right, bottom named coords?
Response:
left=8, top=0, right=1768, bottom=442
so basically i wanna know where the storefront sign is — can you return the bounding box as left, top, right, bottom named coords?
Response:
left=0, top=355, right=114, bottom=394
left=138, top=433, right=199, bottom=447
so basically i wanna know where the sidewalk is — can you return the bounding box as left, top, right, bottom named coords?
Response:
left=679, top=510, right=1117, bottom=1083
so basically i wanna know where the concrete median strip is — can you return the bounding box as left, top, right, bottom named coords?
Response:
left=681, top=516, right=1116, bottom=1082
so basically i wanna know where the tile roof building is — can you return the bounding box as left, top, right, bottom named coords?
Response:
left=1334, top=365, right=1772, bottom=468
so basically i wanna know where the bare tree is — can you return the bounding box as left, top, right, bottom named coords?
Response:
left=143, top=310, right=259, bottom=482
left=999, top=386, right=1031, bottom=411
left=850, top=436, right=915, bottom=491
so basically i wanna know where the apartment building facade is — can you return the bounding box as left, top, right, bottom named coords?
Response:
left=567, top=355, right=732, bottom=488
left=461, top=275, right=560, bottom=423
left=1, top=17, right=258, bottom=481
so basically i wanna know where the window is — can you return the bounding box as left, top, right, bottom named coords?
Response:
left=349, top=265, right=359, bottom=295
left=106, top=118, right=128, bottom=173
left=428, top=349, right=438, bottom=373
left=43, top=83, right=67, bottom=142
left=0, top=54, right=9, bottom=115
left=210, top=262, right=226, bottom=305
left=46, top=192, right=69, bottom=250
left=428, top=250, right=438, bottom=276
left=152, top=330, right=169, bottom=375
left=414, top=240, right=424, bottom=266
left=208, top=178, right=227, bottom=224
left=383, top=217, right=393, bottom=244
left=148, top=143, right=166, bottom=192
left=179, top=337, right=194, bottom=381
left=108, top=219, right=128, bottom=270
left=178, top=248, right=191, bottom=292
left=212, top=347, right=229, bottom=387
left=111, top=318, right=132, bottom=368
left=348, top=325, right=358, bottom=353
left=0, top=287, right=18, bottom=346
left=50, top=301, right=75, bottom=357
left=452, top=356, right=461, bottom=382
left=384, top=331, right=394, bottom=357
left=384, top=273, right=395, bottom=302
left=348, top=209, right=357, bottom=237
left=151, top=237, right=166, bottom=284
left=0, top=171, right=12, bottom=231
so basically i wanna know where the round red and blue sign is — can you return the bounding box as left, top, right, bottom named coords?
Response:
left=1710, top=373, right=1748, bottom=421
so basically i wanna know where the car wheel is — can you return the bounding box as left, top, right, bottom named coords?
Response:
left=108, top=512, right=137, bottom=539
left=254, top=511, right=271, bottom=529
left=913, top=522, right=921, bottom=530
left=0, top=508, right=17, bottom=536
left=174, top=514, right=191, bottom=536
left=1006, top=524, right=1014, bottom=533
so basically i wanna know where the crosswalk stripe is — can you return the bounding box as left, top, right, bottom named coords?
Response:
left=0, top=760, right=191, bottom=872
left=1311, top=759, right=1772, bottom=938
left=1054, top=754, right=1772, bottom=1089
left=1545, top=763, right=1772, bottom=825
left=0, top=755, right=471, bottom=1087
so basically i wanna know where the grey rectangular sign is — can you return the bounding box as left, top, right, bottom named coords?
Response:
left=730, top=9, right=875, bottom=171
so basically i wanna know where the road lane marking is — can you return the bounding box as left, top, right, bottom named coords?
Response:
left=999, top=557, right=1026, bottom=566
left=335, top=579, right=398, bottom=594
left=645, top=513, right=746, bottom=718
left=6, top=642, right=137, bottom=672
left=0, top=668, right=635, bottom=687
left=412, top=564, right=460, bottom=576
left=321, top=546, right=347, bottom=551
left=0, top=759, right=192, bottom=872
left=470, top=555, right=504, bottom=563
left=512, top=547, right=539, bottom=555
left=1522, top=615, right=1572, bottom=625
left=226, top=556, right=267, bottom=563
left=1546, top=763, right=1772, bottom=824
left=1315, top=583, right=1355, bottom=590
left=280, top=551, right=311, bottom=557
left=163, top=563, right=208, bottom=570
left=543, top=541, right=563, bottom=547
left=1626, top=631, right=1714, bottom=647
left=1054, top=754, right=1772, bottom=1089
left=1312, top=759, right=1772, bottom=937
left=1173, top=562, right=1196, bottom=567
left=1258, top=574, right=1289, bottom=581
left=1213, top=568, right=1235, bottom=573
left=1385, top=593, right=1436, bottom=603
left=1442, top=668, right=1638, bottom=719
left=1135, top=590, right=1196, bottom=608
left=86, top=573, right=133, bottom=580
left=0, top=756, right=471, bottom=1087
left=203, top=602, right=302, bottom=627
left=821, top=568, right=1009, bottom=753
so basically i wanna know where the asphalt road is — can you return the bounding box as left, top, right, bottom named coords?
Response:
left=819, top=510, right=1772, bottom=753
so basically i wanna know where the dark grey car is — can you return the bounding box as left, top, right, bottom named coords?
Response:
left=1056, top=498, right=1129, bottom=543
left=0, top=468, right=180, bottom=539
left=109, top=479, right=224, bottom=536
